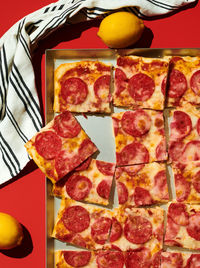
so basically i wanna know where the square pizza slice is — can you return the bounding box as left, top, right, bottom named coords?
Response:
left=55, top=250, right=95, bottom=268
left=53, top=158, right=116, bottom=206
left=172, top=161, right=200, bottom=203
left=25, top=111, right=97, bottom=183
left=164, top=202, right=200, bottom=250
left=54, top=60, right=112, bottom=113
left=55, top=249, right=161, bottom=268
left=168, top=104, right=200, bottom=163
left=115, top=162, right=169, bottom=207
left=113, top=55, right=169, bottom=110
left=161, top=252, right=200, bottom=268
left=105, top=206, right=164, bottom=252
left=52, top=199, right=113, bottom=250
left=165, top=56, right=200, bottom=107
left=112, top=109, right=167, bottom=166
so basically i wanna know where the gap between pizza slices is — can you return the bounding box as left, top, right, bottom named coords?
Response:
left=23, top=55, right=200, bottom=268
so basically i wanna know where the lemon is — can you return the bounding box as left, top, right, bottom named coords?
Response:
left=0, top=212, right=23, bottom=250
left=97, top=12, right=144, bottom=48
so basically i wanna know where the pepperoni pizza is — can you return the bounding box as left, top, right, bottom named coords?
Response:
left=115, top=162, right=169, bottom=207
left=113, top=55, right=169, bottom=110
left=54, top=61, right=112, bottom=113
left=112, top=109, right=167, bottom=166
left=164, top=202, right=200, bottom=250
left=104, top=206, right=164, bottom=252
left=53, top=158, right=116, bottom=206
left=161, top=252, right=200, bottom=268
left=55, top=249, right=161, bottom=268
left=172, top=161, right=200, bottom=203
left=168, top=104, right=200, bottom=163
left=165, top=56, right=200, bottom=107
left=25, top=111, right=97, bottom=183
left=52, top=199, right=113, bottom=250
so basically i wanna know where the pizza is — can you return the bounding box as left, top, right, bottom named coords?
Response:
left=24, top=111, right=97, bottom=183
left=52, top=199, right=113, bottom=250
left=53, top=158, right=116, bottom=206
left=55, top=249, right=161, bottom=268
left=54, top=60, right=112, bottom=113
left=104, top=206, right=164, bottom=253
left=172, top=161, right=200, bottom=203
left=168, top=104, right=200, bottom=163
left=164, top=202, right=200, bottom=250
left=113, top=55, right=169, bottom=110
left=161, top=252, right=200, bottom=268
left=165, top=56, right=200, bottom=107
left=55, top=250, right=95, bottom=268
left=112, top=109, right=167, bottom=166
left=115, top=162, right=169, bottom=206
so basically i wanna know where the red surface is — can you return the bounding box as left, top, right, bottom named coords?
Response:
left=0, top=0, right=200, bottom=267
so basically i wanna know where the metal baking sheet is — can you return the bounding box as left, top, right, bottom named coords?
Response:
left=45, top=48, right=200, bottom=267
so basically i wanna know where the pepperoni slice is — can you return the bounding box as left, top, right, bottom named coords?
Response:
left=155, top=139, right=167, bottom=161
left=97, top=180, right=112, bottom=199
left=168, top=141, right=184, bottom=162
left=115, top=68, right=128, bottom=96
left=94, top=75, right=111, bottom=102
left=175, top=174, right=191, bottom=202
left=186, top=254, right=200, bottom=268
left=64, top=233, right=86, bottom=248
left=170, top=111, right=192, bottom=141
left=117, top=181, right=128, bottom=204
left=63, top=251, right=91, bottom=267
left=121, top=110, right=151, bottom=137
left=168, top=203, right=189, bottom=226
left=78, top=139, right=97, bottom=161
left=190, top=70, right=200, bottom=96
left=96, top=160, right=115, bottom=176
left=110, top=217, right=122, bottom=243
left=124, top=215, right=152, bottom=244
left=187, top=212, right=200, bottom=241
left=181, top=141, right=200, bottom=162
left=55, top=150, right=79, bottom=179
left=152, top=251, right=161, bottom=268
left=61, top=77, right=88, bottom=105
left=153, top=170, right=169, bottom=200
left=197, top=118, right=200, bottom=136
left=35, top=131, right=62, bottom=160
left=91, top=217, right=112, bottom=245
left=125, top=248, right=151, bottom=268
left=168, top=69, right=187, bottom=98
left=122, top=164, right=145, bottom=176
left=128, top=73, right=155, bottom=101
left=161, top=76, right=167, bottom=96
left=62, top=205, right=90, bottom=233
left=75, top=157, right=92, bottom=171
left=65, top=174, right=92, bottom=201
left=161, top=252, right=183, bottom=268
left=116, top=142, right=149, bottom=166
left=193, top=170, right=200, bottom=193
left=165, top=216, right=180, bottom=240
left=96, top=251, right=125, bottom=268
left=133, top=187, right=153, bottom=206
left=53, top=111, right=81, bottom=138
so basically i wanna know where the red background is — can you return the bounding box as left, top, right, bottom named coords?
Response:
left=0, top=0, right=200, bottom=267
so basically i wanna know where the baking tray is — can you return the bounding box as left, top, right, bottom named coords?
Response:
left=45, top=48, right=200, bottom=268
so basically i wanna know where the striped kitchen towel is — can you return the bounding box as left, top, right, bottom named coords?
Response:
left=0, top=0, right=195, bottom=185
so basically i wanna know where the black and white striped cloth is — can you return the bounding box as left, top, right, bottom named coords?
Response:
left=0, top=0, right=195, bottom=185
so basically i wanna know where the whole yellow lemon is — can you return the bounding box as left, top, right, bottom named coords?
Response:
left=97, top=12, right=144, bottom=48
left=0, top=212, right=23, bottom=250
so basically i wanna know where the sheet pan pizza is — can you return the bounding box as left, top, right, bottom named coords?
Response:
left=25, top=53, right=200, bottom=267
